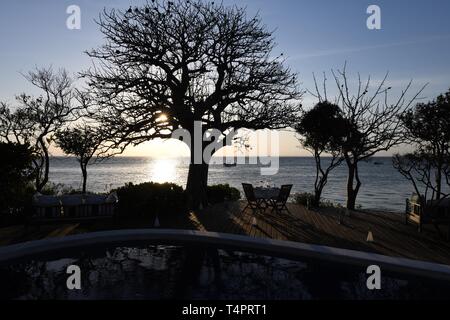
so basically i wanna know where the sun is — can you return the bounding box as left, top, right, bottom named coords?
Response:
left=157, top=114, right=168, bottom=122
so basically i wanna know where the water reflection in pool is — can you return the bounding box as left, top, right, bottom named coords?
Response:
left=1, top=245, right=449, bottom=300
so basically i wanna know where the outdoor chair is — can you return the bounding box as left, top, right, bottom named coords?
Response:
left=405, top=193, right=425, bottom=231
left=241, top=183, right=265, bottom=215
left=268, top=184, right=292, bottom=214
left=406, top=194, right=450, bottom=240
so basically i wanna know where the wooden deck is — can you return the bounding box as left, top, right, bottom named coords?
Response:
left=1, top=202, right=450, bottom=265
left=189, top=202, right=450, bottom=265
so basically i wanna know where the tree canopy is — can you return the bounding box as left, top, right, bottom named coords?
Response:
left=394, top=89, right=450, bottom=201
left=401, top=89, right=450, bottom=151
left=84, top=0, right=302, bottom=141
left=295, top=101, right=347, bottom=206
left=296, top=101, right=347, bottom=153
left=309, top=64, right=425, bottom=209
left=55, top=125, right=105, bottom=193
left=83, top=0, right=302, bottom=207
left=0, top=142, right=35, bottom=213
left=0, top=67, right=83, bottom=191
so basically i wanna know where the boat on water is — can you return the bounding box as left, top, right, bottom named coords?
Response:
left=223, top=163, right=237, bottom=167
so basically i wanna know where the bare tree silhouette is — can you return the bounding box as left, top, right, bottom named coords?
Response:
left=295, top=101, right=347, bottom=207
left=0, top=67, right=83, bottom=191
left=310, top=64, right=426, bottom=210
left=55, top=124, right=108, bottom=193
left=82, top=0, right=302, bottom=208
left=394, top=89, right=450, bottom=202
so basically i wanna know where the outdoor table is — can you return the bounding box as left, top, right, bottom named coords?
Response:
left=254, top=187, right=280, bottom=201
left=252, top=187, right=280, bottom=215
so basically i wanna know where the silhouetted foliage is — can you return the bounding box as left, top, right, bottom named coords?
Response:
left=295, top=101, right=347, bottom=206
left=393, top=152, right=450, bottom=204
left=207, top=184, right=240, bottom=204
left=83, top=0, right=302, bottom=208
left=310, top=64, right=425, bottom=209
left=294, top=192, right=315, bottom=207
left=0, top=142, right=35, bottom=219
left=114, top=182, right=187, bottom=218
left=393, top=89, right=450, bottom=202
left=55, top=125, right=106, bottom=193
left=0, top=67, right=83, bottom=191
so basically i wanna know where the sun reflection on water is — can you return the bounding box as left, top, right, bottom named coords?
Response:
left=149, top=158, right=178, bottom=184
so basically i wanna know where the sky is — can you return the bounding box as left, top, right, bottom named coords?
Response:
left=1, top=0, right=450, bottom=157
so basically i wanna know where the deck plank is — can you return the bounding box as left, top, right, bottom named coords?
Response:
left=44, top=224, right=80, bottom=239
left=193, top=201, right=450, bottom=265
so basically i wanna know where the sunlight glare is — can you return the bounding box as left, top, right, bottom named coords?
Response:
left=149, top=158, right=177, bottom=183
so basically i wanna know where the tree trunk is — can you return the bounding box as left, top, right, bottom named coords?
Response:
left=314, top=176, right=328, bottom=207
left=35, top=164, right=42, bottom=193
left=436, top=156, right=442, bottom=200
left=81, top=165, right=88, bottom=194
left=186, top=163, right=209, bottom=210
left=345, top=157, right=361, bottom=210
left=186, top=135, right=209, bottom=209
left=312, top=153, right=331, bottom=207
left=313, top=153, right=321, bottom=207
left=313, top=188, right=322, bottom=207
left=185, top=123, right=212, bottom=210
left=36, top=139, right=50, bottom=192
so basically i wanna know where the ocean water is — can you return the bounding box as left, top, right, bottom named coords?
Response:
left=48, top=157, right=412, bottom=212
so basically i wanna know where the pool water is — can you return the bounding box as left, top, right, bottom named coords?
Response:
left=1, top=245, right=449, bottom=300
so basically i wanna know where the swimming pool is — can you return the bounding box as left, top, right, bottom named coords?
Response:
left=1, top=230, right=450, bottom=300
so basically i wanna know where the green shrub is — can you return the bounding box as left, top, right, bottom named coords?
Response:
left=207, top=184, right=241, bottom=204
left=295, top=192, right=348, bottom=209
left=295, top=192, right=315, bottom=207
left=0, top=142, right=35, bottom=224
left=114, top=182, right=187, bottom=218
